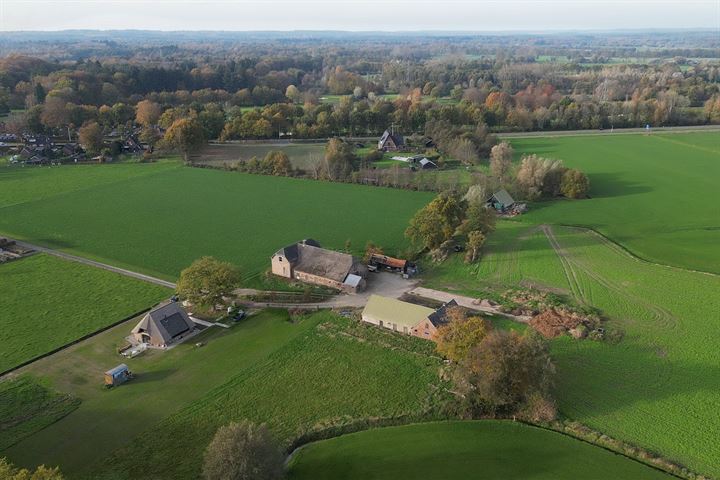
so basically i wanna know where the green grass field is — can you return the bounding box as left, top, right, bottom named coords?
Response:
left=0, top=376, right=80, bottom=451
left=0, top=254, right=169, bottom=373
left=0, top=162, right=432, bottom=285
left=425, top=222, right=720, bottom=477
left=287, top=421, right=671, bottom=480
left=509, top=132, right=720, bottom=273
left=4, top=311, right=447, bottom=479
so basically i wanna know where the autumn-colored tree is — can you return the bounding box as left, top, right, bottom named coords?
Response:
left=451, top=137, right=479, bottom=165
left=459, top=201, right=496, bottom=237
left=405, top=193, right=466, bottom=250
left=135, top=99, right=162, bottom=127
left=560, top=168, right=590, bottom=199
left=261, top=150, right=292, bottom=176
left=458, top=330, right=555, bottom=414
left=202, top=421, right=283, bottom=480
left=322, top=137, right=355, bottom=181
left=163, top=117, right=206, bottom=163
left=285, top=84, right=301, bottom=103
left=489, top=142, right=513, bottom=182
left=0, top=457, right=64, bottom=480
left=436, top=311, right=492, bottom=362
left=465, top=230, right=486, bottom=264
left=40, top=96, right=69, bottom=130
left=78, top=121, right=104, bottom=155
left=177, top=256, right=241, bottom=308
left=363, top=241, right=384, bottom=263
left=515, top=154, right=564, bottom=200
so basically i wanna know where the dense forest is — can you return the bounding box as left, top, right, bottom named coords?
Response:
left=0, top=30, right=718, bottom=145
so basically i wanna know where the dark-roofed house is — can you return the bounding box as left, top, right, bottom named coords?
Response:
left=131, top=302, right=196, bottom=348
left=378, top=129, right=404, bottom=152
left=271, top=239, right=367, bottom=293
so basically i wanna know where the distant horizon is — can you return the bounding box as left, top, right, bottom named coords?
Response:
left=0, top=0, right=717, bottom=32
left=0, top=27, right=717, bottom=34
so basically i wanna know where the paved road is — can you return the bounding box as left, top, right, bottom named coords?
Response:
left=498, top=124, right=720, bottom=138
left=15, top=240, right=176, bottom=289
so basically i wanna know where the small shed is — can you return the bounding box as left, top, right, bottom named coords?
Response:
left=488, top=189, right=516, bottom=211
left=104, top=364, right=132, bottom=387
left=419, top=158, right=437, bottom=169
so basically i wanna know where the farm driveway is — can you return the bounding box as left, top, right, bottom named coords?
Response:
left=407, top=287, right=531, bottom=322
left=236, top=272, right=418, bottom=309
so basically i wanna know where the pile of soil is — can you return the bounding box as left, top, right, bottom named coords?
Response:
left=529, top=308, right=586, bottom=338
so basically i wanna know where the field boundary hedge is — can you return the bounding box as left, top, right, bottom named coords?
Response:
left=286, top=416, right=702, bottom=479
left=0, top=306, right=154, bottom=378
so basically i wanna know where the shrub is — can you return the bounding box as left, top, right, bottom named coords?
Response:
left=202, top=421, right=284, bottom=480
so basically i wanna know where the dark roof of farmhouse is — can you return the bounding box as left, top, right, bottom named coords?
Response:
left=132, top=302, right=194, bottom=344
left=427, top=299, right=459, bottom=327
left=379, top=129, right=403, bottom=146
left=274, top=238, right=321, bottom=263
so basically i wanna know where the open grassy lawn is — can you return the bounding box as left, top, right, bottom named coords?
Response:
left=4, top=312, right=446, bottom=479
left=287, top=421, right=671, bottom=480
left=0, top=254, right=169, bottom=373
left=0, top=376, right=80, bottom=451
left=2, top=309, right=317, bottom=475
left=193, top=142, right=326, bottom=170
left=425, top=222, right=720, bottom=477
left=509, top=132, right=720, bottom=273
left=0, top=162, right=433, bottom=285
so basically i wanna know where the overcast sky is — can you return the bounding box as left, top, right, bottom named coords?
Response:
left=0, top=0, right=717, bottom=32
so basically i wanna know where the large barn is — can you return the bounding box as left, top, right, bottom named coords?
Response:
left=271, top=239, right=367, bottom=293
left=361, top=295, right=459, bottom=341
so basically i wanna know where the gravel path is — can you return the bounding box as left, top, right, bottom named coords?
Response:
left=15, top=240, right=176, bottom=289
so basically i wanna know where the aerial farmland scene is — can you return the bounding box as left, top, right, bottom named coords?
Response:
left=0, top=1, right=718, bottom=479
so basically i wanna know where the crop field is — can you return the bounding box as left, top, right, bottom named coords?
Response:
left=426, top=223, right=720, bottom=477
left=193, top=142, right=326, bottom=170
left=509, top=132, right=720, bottom=274
left=0, top=253, right=169, bottom=373
left=0, top=162, right=433, bottom=285
left=287, top=421, right=671, bottom=480
left=4, top=312, right=446, bottom=479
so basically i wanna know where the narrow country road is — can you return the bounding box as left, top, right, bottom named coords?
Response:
left=498, top=124, right=720, bottom=138
left=15, top=240, right=176, bottom=289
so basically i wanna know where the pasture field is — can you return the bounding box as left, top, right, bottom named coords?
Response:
left=0, top=162, right=433, bottom=285
left=193, top=142, right=326, bottom=170
left=5, top=312, right=446, bottom=479
left=509, top=132, right=720, bottom=274
left=0, top=376, right=80, bottom=451
left=0, top=253, right=169, bottom=373
left=2, top=310, right=317, bottom=475
left=425, top=223, right=720, bottom=477
left=287, top=421, right=672, bottom=480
